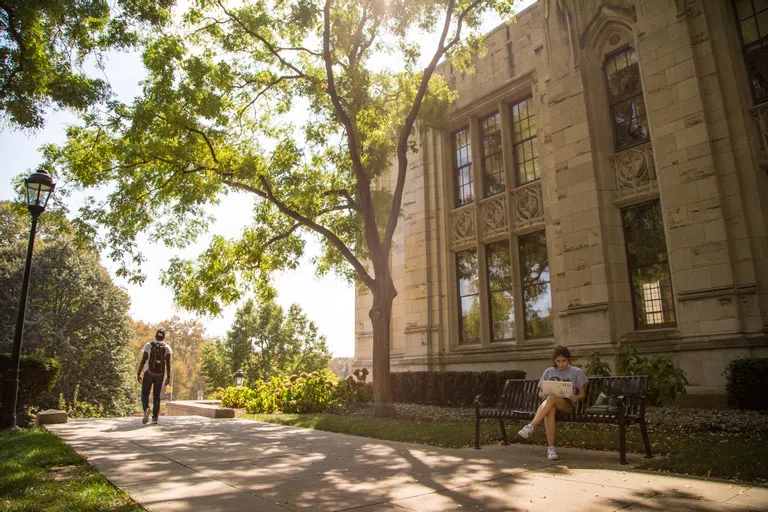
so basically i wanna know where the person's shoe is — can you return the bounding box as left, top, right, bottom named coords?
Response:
left=547, top=446, right=559, bottom=460
left=151, top=417, right=158, bottom=425
left=142, top=408, right=151, bottom=424
left=518, top=423, right=535, bottom=439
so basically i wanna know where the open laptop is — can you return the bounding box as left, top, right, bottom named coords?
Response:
left=541, top=380, right=574, bottom=398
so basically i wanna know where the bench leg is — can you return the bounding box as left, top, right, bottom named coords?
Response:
left=498, top=418, right=508, bottom=445
left=475, top=415, right=481, bottom=449
left=640, top=421, right=653, bottom=458
left=619, top=416, right=628, bottom=465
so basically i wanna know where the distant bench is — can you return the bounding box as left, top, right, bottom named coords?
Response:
left=166, top=400, right=235, bottom=419
left=473, top=376, right=653, bottom=464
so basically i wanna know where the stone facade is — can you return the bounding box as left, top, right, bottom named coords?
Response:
left=353, top=0, right=768, bottom=389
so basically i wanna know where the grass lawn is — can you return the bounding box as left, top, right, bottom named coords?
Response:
left=243, top=410, right=768, bottom=484
left=0, top=428, right=143, bottom=512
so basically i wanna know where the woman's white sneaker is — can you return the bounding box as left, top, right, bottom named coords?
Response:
left=518, top=424, right=535, bottom=439
left=547, top=447, right=559, bottom=460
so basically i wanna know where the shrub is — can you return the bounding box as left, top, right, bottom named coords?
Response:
left=58, top=384, right=104, bottom=419
left=390, top=370, right=526, bottom=406
left=0, top=353, right=60, bottom=412
left=724, top=357, right=768, bottom=411
left=220, top=385, right=256, bottom=408
left=616, top=343, right=688, bottom=406
left=575, top=350, right=612, bottom=377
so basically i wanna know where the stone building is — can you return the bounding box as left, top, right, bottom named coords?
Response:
left=353, top=0, right=768, bottom=391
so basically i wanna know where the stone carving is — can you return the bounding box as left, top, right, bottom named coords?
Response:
left=480, top=195, right=508, bottom=240
left=611, top=143, right=657, bottom=201
left=451, top=205, right=476, bottom=249
left=511, top=181, right=544, bottom=230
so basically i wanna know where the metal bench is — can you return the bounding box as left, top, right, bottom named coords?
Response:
left=473, top=376, right=653, bottom=464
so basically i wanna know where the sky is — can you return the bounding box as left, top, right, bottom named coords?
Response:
left=0, top=0, right=535, bottom=358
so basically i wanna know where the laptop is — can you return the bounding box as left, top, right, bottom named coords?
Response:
left=541, top=380, right=574, bottom=398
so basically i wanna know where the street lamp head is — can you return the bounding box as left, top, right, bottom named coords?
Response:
left=25, top=169, right=55, bottom=217
left=234, top=369, right=245, bottom=387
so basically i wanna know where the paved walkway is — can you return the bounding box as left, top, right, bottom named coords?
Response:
left=46, top=417, right=767, bottom=511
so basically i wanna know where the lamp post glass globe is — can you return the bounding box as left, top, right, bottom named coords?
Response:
left=25, top=169, right=55, bottom=217
left=234, top=370, right=245, bottom=387
left=0, top=169, right=55, bottom=430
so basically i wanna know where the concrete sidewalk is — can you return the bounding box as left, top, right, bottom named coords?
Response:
left=46, top=417, right=767, bottom=511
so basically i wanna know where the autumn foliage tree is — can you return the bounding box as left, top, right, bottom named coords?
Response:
left=48, top=0, right=515, bottom=416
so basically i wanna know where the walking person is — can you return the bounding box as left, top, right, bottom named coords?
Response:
left=517, top=345, right=588, bottom=460
left=137, top=329, right=172, bottom=425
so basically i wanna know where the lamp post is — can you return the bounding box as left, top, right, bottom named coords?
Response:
left=234, top=369, right=245, bottom=387
left=1, top=169, right=55, bottom=430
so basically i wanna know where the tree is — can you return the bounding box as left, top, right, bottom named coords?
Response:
left=201, top=297, right=330, bottom=388
left=0, top=202, right=136, bottom=415
left=0, top=0, right=173, bottom=129
left=327, top=357, right=352, bottom=378
left=48, top=0, right=516, bottom=416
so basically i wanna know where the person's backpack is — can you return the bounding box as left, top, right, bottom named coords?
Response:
left=147, top=341, right=166, bottom=375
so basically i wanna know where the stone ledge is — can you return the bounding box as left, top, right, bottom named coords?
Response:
left=36, top=409, right=67, bottom=425
left=166, top=400, right=234, bottom=419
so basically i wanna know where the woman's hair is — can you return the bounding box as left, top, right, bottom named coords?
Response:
left=551, top=345, right=572, bottom=366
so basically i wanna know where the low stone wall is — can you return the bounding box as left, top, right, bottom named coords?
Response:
left=166, top=400, right=235, bottom=418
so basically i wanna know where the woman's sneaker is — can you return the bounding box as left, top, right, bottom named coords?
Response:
left=142, top=407, right=151, bottom=424
left=518, top=424, right=535, bottom=439
left=547, top=447, right=559, bottom=460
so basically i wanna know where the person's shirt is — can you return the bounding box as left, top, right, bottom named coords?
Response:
left=538, top=365, right=588, bottom=394
left=141, top=342, right=173, bottom=374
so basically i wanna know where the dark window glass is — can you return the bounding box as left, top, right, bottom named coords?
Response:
left=518, top=231, right=553, bottom=338
left=486, top=240, right=515, bottom=341
left=622, top=200, right=677, bottom=329
left=734, top=0, right=768, bottom=103
left=454, top=128, right=474, bottom=206
left=511, top=98, right=540, bottom=185
left=457, top=249, right=481, bottom=344
left=481, top=112, right=505, bottom=196
left=605, top=48, right=650, bottom=151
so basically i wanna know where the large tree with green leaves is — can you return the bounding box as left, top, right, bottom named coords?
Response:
left=201, top=297, right=330, bottom=390
left=48, top=0, right=515, bottom=416
left=0, top=202, right=136, bottom=415
left=0, top=0, right=174, bottom=129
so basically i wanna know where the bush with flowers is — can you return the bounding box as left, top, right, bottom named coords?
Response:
left=216, top=368, right=373, bottom=414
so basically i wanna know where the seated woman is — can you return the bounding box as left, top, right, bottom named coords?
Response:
left=517, top=345, right=588, bottom=460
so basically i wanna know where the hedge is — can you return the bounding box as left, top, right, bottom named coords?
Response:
left=390, top=370, right=526, bottom=406
left=725, top=357, right=768, bottom=411
left=0, top=353, right=61, bottom=412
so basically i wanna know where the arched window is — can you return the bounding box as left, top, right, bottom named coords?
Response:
left=605, top=48, right=650, bottom=151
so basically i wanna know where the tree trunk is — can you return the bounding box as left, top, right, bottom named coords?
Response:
left=369, top=280, right=396, bottom=417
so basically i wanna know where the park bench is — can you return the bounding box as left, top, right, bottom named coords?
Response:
left=473, top=376, right=653, bottom=464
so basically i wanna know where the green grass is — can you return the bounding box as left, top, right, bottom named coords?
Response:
left=0, top=428, right=144, bottom=512
left=244, top=412, right=768, bottom=483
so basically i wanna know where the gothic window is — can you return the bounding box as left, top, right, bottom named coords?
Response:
left=454, top=128, right=474, bottom=206
left=622, top=200, right=677, bottom=329
left=605, top=48, right=650, bottom=151
left=518, top=231, right=553, bottom=338
left=457, top=249, right=481, bottom=344
left=511, top=98, right=540, bottom=185
left=734, top=0, right=768, bottom=103
left=481, top=112, right=505, bottom=196
left=486, top=240, right=515, bottom=341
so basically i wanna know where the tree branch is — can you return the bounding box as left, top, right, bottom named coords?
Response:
left=222, top=175, right=375, bottom=288
left=0, top=3, right=25, bottom=98
left=322, top=0, right=381, bottom=259
left=322, top=189, right=359, bottom=211
left=384, top=0, right=480, bottom=248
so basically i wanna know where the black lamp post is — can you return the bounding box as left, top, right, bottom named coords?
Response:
left=1, top=169, right=55, bottom=430
left=234, top=369, right=245, bottom=387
